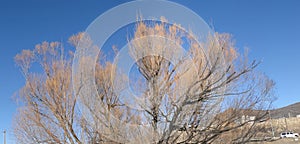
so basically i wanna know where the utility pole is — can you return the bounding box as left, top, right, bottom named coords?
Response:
left=285, top=117, right=288, bottom=131
left=3, top=130, right=6, bottom=144
left=268, top=111, right=275, bottom=138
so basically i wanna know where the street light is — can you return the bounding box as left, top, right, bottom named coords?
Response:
left=3, top=130, right=6, bottom=144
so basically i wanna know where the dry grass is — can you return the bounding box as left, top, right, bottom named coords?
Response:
left=260, top=138, right=299, bottom=144
left=249, top=117, right=300, bottom=143
left=269, top=117, right=300, bottom=135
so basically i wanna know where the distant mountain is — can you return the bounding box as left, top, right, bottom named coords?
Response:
left=270, top=102, right=300, bottom=119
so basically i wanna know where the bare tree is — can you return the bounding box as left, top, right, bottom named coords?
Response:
left=126, top=19, right=275, bottom=143
left=13, top=35, right=139, bottom=143
left=14, top=18, right=275, bottom=143
left=13, top=42, right=82, bottom=144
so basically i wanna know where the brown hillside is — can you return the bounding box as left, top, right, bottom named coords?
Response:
left=270, top=102, right=300, bottom=119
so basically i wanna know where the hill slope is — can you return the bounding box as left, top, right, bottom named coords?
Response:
left=270, top=102, right=300, bottom=119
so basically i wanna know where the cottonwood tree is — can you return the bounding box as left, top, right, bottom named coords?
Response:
left=13, top=42, right=82, bottom=143
left=14, top=18, right=275, bottom=143
left=125, top=19, right=275, bottom=143
left=13, top=40, right=134, bottom=143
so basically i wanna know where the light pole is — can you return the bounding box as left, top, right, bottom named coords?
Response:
left=3, top=130, right=6, bottom=144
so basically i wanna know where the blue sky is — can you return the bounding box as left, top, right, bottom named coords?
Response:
left=0, top=0, right=300, bottom=143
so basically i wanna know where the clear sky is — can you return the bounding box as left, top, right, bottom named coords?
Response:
left=1, top=0, right=300, bottom=143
